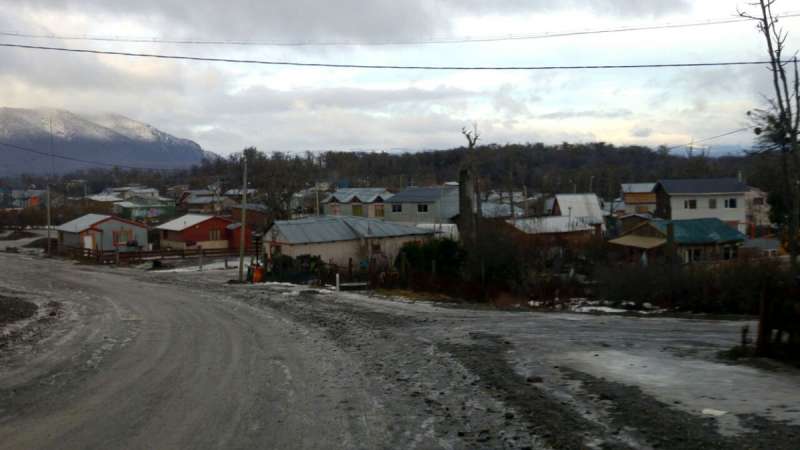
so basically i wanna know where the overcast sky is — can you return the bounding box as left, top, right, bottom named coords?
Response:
left=1, top=0, right=798, bottom=155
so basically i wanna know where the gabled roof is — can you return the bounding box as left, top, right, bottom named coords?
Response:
left=649, top=218, right=746, bottom=245
left=655, top=178, right=748, bottom=195
left=323, top=188, right=393, bottom=204
left=56, top=214, right=147, bottom=233
left=621, top=183, right=656, bottom=194
left=269, top=216, right=433, bottom=245
left=510, top=216, right=595, bottom=235
left=156, top=214, right=229, bottom=231
left=387, top=186, right=457, bottom=204
left=553, top=194, right=605, bottom=224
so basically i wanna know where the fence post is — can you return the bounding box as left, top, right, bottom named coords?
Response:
left=115, top=250, right=120, bottom=266
left=336, top=273, right=340, bottom=291
left=199, top=248, right=204, bottom=272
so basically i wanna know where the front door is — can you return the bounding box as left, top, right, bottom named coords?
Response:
left=83, top=235, right=93, bottom=250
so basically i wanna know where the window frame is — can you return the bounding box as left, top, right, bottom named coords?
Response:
left=417, top=203, right=429, bottom=214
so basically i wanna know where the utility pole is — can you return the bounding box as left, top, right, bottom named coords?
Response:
left=46, top=117, right=54, bottom=257
left=238, top=151, right=248, bottom=282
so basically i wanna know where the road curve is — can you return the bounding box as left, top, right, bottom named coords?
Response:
left=0, top=255, right=388, bottom=449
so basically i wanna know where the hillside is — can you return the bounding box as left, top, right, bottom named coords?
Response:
left=0, top=108, right=209, bottom=176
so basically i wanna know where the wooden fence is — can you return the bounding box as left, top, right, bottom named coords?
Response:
left=63, top=247, right=256, bottom=265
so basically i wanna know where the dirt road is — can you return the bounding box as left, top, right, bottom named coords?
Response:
left=2, top=254, right=800, bottom=449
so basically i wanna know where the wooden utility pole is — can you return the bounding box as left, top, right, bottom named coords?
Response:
left=238, top=152, right=248, bottom=282
left=46, top=117, right=54, bottom=257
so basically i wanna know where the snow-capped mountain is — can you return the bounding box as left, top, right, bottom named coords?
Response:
left=0, top=107, right=211, bottom=176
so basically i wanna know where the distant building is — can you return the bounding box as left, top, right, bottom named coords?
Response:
left=265, top=215, right=433, bottom=267
left=229, top=203, right=270, bottom=229
left=621, top=183, right=656, bottom=215
left=178, top=190, right=234, bottom=214
left=508, top=216, right=600, bottom=247
left=740, top=237, right=783, bottom=259
left=156, top=214, right=233, bottom=250
left=609, top=218, right=746, bottom=264
left=56, top=213, right=148, bottom=253
left=11, top=189, right=46, bottom=209
left=653, top=178, right=748, bottom=233
left=112, top=196, right=176, bottom=223
left=550, top=193, right=606, bottom=231
left=385, top=186, right=459, bottom=225
left=745, top=187, right=771, bottom=231
left=322, top=188, right=393, bottom=219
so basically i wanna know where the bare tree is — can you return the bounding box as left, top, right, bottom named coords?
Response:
left=740, top=0, right=800, bottom=272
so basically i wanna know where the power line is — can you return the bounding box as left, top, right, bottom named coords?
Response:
left=2, top=13, right=799, bottom=47
left=0, top=140, right=173, bottom=171
left=0, top=42, right=773, bottom=70
left=666, top=128, right=751, bottom=151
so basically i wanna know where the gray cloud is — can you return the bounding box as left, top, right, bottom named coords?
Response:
left=630, top=126, right=653, bottom=138
left=537, top=109, right=633, bottom=119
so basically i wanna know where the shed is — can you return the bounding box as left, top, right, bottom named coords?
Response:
left=551, top=193, right=606, bottom=231
left=56, top=213, right=148, bottom=252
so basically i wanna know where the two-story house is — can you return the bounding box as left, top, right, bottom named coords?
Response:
left=653, top=178, right=748, bottom=233
left=385, top=186, right=459, bottom=225
left=322, top=188, right=393, bottom=219
left=621, top=183, right=656, bottom=215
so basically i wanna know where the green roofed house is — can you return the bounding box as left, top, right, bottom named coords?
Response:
left=112, top=196, right=176, bottom=224
left=609, top=218, right=746, bottom=264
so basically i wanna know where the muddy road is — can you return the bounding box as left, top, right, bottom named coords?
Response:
left=2, top=254, right=800, bottom=449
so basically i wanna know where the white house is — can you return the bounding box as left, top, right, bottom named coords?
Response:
left=653, top=178, right=748, bottom=233
left=550, top=193, right=606, bottom=231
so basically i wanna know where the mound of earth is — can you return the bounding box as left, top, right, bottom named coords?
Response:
left=0, top=230, right=38, bottom=241
left=0, top=295, right=37, bottom=326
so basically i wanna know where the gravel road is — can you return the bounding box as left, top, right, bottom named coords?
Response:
left=2, top=253, right=800, bottom=449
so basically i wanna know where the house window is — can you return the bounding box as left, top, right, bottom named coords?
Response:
left=374, top=204, right=384, bottom=218
left=417, top=204, right=429, bottom=213
left=392, top=204, right=402, bottom=213
left=352, top=204, right=364, bottom=217
left=112, top=229, right=133, bottom=246
left=724, top=198, right=738, bottom=209
left=331, top=204, right=341, bottom=215
left=686, top=248, right=702, bottom=263
left=709, top=199, right=717, bottom=209
left=684, top=199, right=697, bottom=209
left=753, top=197, right=764, bottom=206
left=723, top=246, right=736, bottom=260
left=209, top=229, right=221, bottom=240
left=371, top=243, right=381, bottom=252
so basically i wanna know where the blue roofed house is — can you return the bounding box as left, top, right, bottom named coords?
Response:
left=322, top=188, right=393, bottom=219
left=609, top=218, right=746, bottom=264
left=56, top=213, right=149, bottom=253
left=265, top=216, right=433, bottom=267
left=385, top=186, right=460, bottom=225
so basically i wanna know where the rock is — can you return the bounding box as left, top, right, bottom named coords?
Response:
left=526, top=376, right=544, bottom=383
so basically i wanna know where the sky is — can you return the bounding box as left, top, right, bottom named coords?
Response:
left=0, top=0, right=798, bottom=156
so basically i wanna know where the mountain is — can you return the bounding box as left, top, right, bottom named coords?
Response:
left=0, top=107, right=211, bottom=176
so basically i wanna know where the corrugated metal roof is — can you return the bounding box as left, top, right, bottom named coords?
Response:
left=323, top=188, right=393, bottom=204
left=56, top=214, right=111, bottom=233
left=655, top=178, right=748, bottom=195
left=741, top=237, right=781, bottom=251
left=156, top=214, right=218, bottom=231
left=511, top=216, right=594, bottom=235
left=650, top=218, right=746, bottom=245
left=554, top=194, right=605, bottom=224
left=609, top=235, right=666, bottom=249
left=621, top=183, right=656, bottom=193
left=270, top=216, right=433, bottom=244
left=88, top=194, right=123, bottom=202
left=387, top=186, right=457, bottom=204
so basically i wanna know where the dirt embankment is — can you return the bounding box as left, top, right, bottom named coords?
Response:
left=0, top=295, right=37, bottom=326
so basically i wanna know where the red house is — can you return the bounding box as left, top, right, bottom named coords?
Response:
left=156, top=214, right=234, bottom=250
left=226, top=222, right=254, bottom=251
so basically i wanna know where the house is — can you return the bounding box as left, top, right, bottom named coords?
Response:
left=112, top=196, right=176, bottom=223
left=609, top=218, right=746, bottom=264
left=156, top=214, right=233, bottom=250
left=229, top=203, right=270, bottom=229
left=740, top=237, right=783, bottom=259
left=178, top=190, right=234, bottom=214
left=509, top=216, right=600, bottom=247
left=226, top=222, right=255, bottom=251
left=265, top=215, right=433, bottom=267
left=745, top=187, right=771, bottom=232
left=56, top=213, right=148, bottom=253
left=106, top=186, right=160, bottom=200
left=11, top=189, right=46, bottom=209
left=322, top=188, right=393, bottom=219
left=385, top=186, right=459, bottom=225
left=621, top=183, right=657, bottom=215
left=224, top=188, right=258, bottom=202
left=550, top=193, right=606, bottom=231
left=653, top=178, right=748, bottom=233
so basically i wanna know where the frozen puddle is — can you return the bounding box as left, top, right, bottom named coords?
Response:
left=559, top=349, right=800, bottom=432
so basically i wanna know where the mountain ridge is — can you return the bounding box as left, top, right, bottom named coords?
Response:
left=0, top=107, right=211, bottom=176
